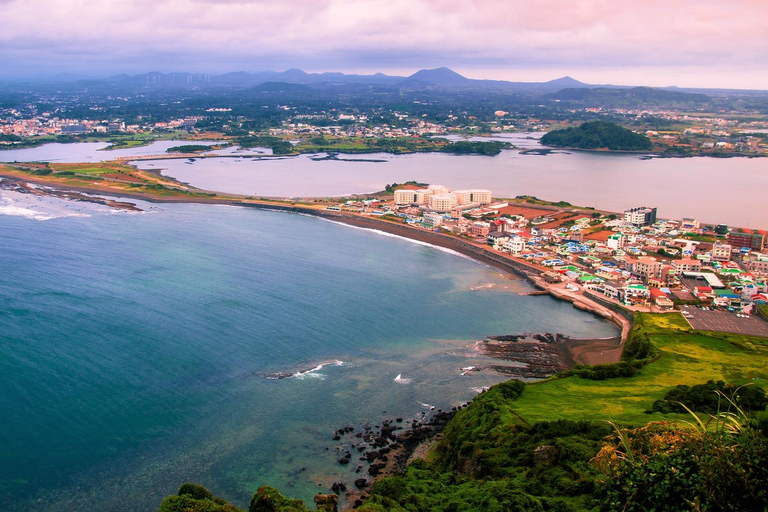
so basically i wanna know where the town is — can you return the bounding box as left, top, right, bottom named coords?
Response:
left=326, top=184, right=768, bottom=334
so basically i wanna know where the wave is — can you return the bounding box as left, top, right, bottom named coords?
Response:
left=262, top=359, right=345, bottom=381
left=0, top=201, right=91, bottom=221
left=470, top=386, right=491, bottom=394
left=317, top=217, right=474, bottom=261
left=394, top=373, right=411, bottom=384
left=459, top=366, right=476, bottom=376
left=418, top=402, right=435, bottom=410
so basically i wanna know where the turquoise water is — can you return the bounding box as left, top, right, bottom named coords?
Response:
left=0, top=201, right=616, bottom=511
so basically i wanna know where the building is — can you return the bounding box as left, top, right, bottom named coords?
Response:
left=606, top=234, right=624, bottom=250
left=61, top=124, right=88, bottom=134
left=711, top=242, right=732, bottom=262
left=635, top=257, right=663, bottom=280
left=681, top=218, right=700, bottom=230
left=650, top=288, right=674, bottom=310
left=470, top=222, right=490, bottom=237
left=671, top=259, right=702, bottom=274
left=624, top=284, right=651, bottom=306
left=502, top=236, right=526, bottom=254
left=428, top=193, right=458, bottom=212
left=745, top=258, right=768, bottom=274
left=394, top=185, right=492, bottom=210
left=727, top=229, right=765, bottom=251
left=394, top=189, right=431, bottom=205
left=421, top=212, right=443, bottom=228
left=624, top=206, right=658, bottom=227
left=454, top=189, right=492, bottom=205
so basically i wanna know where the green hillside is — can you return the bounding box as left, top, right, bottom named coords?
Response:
left=159, top=313, right=768, bottom=511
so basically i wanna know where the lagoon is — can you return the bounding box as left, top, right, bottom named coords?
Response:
left=1, top=134, right=764, bottom=227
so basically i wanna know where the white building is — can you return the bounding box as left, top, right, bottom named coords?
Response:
left=453, top=189, right=492, bottom=205
left=624, top=207, right=657, bottom=227
left=711, top=242, right=732, bottom=262
left=422, top=212, right=444, bottom=228
left=502, top=236, right=526, bottom=254
left=428, top=193, right=459, bottom=212
left=394, top=185, right=492, bottom=210
left=394, top=188, right=432, bottom=205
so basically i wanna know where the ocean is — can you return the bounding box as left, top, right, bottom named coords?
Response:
left=0, top=194, right=617, bottom=511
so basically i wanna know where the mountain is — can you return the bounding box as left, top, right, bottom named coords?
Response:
left=543, top=76, right=589, bottom=89
left=398, top=67, right=472, bottom=87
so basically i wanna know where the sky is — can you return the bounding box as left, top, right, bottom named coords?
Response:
left=1, top=0, right=767, bottom=89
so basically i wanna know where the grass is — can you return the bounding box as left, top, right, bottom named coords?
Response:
left=511, top=312, right=768, bottom=425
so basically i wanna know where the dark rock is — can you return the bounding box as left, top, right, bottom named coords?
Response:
left=338, top=458, right=349, bottom=465
left=354, top=478, right=368, bottom=489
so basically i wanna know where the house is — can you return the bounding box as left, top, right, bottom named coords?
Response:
left=470, top=222, right=490, bottom=238
left=672, top=258, right=702, bottom=274
left=624, top=284, right=651, bottom=306
left=693, top=286, right=714, bottom=301
left=711, top=242, right=732, bottom=262
left=590, top=280, right=624, bottom=301
left=502, top=236, right=526, bottom=254
left=635, top=257, right=663, bottom=280
left=650, top=288, right=674, bottom=310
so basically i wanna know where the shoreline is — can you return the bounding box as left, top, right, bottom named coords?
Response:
left=0, top=172, right=630, bottom=357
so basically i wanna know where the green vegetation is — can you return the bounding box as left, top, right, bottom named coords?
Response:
left=236, top=135, right=294, bottom=154
left=440, top=140, right=504, bottom=155
left=541, top=121, right=653, bottom=151
left=159, top=313, right=768, bottom=511
left=383, top=181, right=427, bottom=193
left=166, top=144, right=215, bottom=153
left=648, top=380, right=768, bottom=415
left=159, top=483, right=340, bottom=512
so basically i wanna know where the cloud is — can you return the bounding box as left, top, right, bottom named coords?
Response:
left=0, top=0, right=766, bottom=88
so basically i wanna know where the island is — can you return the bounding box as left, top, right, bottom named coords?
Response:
left=541, top=121, right=653, bottom=151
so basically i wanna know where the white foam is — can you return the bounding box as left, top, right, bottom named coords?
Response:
left=394, top=373, right=411, bottom=384
left=459, top=366, right=476, bottom=376
left=0, top=194, right=92, bottom=221
left=418, top=402, right=435, bottom=410
left=292, top=360, right=344, bottom=380
left=470, top=386, right=490, bottom=394
left=318, top=217, right=474, bottom=261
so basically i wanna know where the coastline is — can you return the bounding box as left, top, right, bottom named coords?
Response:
left=0, top=172, right=630, bottom=357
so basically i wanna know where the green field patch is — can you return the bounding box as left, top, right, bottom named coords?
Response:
left=512, top=313, right=768, bottom=426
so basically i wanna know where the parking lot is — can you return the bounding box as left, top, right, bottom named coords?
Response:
left=681, top=306, right=768, bottom=337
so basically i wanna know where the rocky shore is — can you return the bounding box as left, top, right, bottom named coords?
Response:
left=323, top=405, right=463, bottom=510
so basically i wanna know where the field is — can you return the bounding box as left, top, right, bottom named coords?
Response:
left=0, top=161, right=220, bottom=199
left=512, top=312, right=768, bottom=425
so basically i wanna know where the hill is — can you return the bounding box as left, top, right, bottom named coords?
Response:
left=541, top=121, right=653, bottom=151
left=546, top=86, right=710, bottom=107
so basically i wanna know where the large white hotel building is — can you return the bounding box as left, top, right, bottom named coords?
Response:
left=393, top=185, right=492, bottom=212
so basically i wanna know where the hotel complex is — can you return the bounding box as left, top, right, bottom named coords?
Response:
left=394, top=185, right=492, bottom=212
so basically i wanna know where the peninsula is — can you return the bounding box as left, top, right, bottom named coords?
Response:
left=2, top=161, right=767, bottom=512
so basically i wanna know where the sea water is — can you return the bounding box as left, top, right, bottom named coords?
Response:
left=0, top=196, right=617, bottom=511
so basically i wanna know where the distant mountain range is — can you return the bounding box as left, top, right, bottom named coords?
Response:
left=39, top=67, right=767, bottom=97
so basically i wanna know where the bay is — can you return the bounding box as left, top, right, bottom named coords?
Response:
left=0, top=199, right=616, bottom=511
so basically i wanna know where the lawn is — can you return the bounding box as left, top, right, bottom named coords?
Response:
left=511, top=312, right=768, bottom=426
